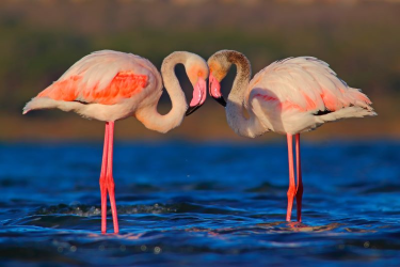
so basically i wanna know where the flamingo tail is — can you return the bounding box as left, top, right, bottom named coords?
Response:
left=23, top=97, right=82, bottom=115
left=315, top=106, right=377, bottom=124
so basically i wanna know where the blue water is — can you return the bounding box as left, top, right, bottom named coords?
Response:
left=0, top=140, right=399, bottom=266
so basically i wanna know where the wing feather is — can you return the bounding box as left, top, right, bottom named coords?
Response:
left=37, top=50, right=159, bottom=105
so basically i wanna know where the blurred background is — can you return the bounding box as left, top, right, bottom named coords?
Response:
left=1, top=0, right=399, bottom=142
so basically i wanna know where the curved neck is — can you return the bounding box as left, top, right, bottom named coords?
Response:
left=226, top=52, right=252, bottom=103
left=223, top=51, right=264, bottom=138
left=136, top=52, right=189, bottom=133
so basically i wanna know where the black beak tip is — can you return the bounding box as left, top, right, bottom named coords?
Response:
left=213, top=96, right=227, bottom=107
left=185, top=105, right=202, bottom=116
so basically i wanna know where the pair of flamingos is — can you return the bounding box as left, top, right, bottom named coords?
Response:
left=24, top=50, right=376, bottom=234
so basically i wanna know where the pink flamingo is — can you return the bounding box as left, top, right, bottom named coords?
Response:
left=208, top=50, right=376, bottom=222
left=23, top=50, right=209, bottom=233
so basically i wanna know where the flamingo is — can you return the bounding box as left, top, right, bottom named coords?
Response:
left=207, top=50, right=376, bottom=222
left=23, top=50, right=209, bottom=233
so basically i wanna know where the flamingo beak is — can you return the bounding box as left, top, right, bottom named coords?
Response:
left=209, top=74, right=226, bottom=107
left=186, top=77, right=207, bottom=116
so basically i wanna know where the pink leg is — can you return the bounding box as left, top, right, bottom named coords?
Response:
left=106, top=121, right=119, bottom=234
left=295, top=134, right=303, bottom=222
left=99, top=123, right=109, bottom=234
left=286, top=134, right=296, bottom=222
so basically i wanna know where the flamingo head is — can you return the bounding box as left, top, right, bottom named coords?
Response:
left=185, top=56, right=209, bottom=116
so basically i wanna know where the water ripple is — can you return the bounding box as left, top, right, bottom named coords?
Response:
left=0, top=141, right=399, bottom=266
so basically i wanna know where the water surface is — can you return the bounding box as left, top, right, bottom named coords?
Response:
left=0, top=141, right=399, bottom=266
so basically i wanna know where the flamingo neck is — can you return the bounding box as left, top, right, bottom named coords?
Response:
left=223, top=51, right=264, bottom=138
left=137, top=52, right=189, bottom=133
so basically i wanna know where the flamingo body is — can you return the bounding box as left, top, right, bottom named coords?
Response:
left=24, top=50, right=163, bottom=122
left=247, top=57, right=374, bottom=135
